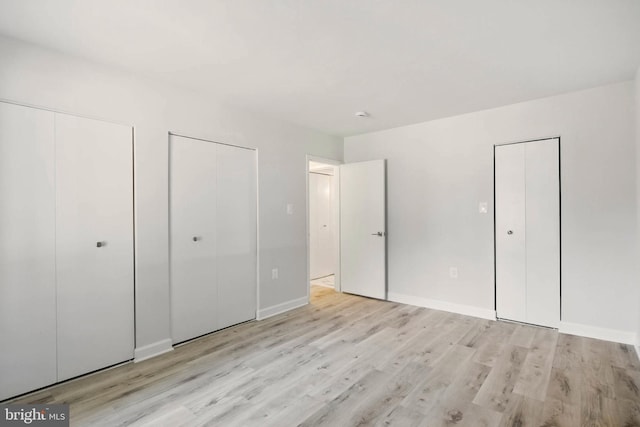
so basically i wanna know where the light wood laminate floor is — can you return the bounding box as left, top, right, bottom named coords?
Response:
left=10, top=286, right=640, bottom=426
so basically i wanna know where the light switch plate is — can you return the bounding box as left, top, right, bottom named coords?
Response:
left=286, top=204, right=294, bottom=215
left=479, top=202, right=488, bottom=214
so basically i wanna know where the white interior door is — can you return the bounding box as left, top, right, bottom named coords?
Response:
left=310, top=172, right=334, bottom=279
left=170, top=135, right=218, bottom=343
left=216, top=143, right=257, bottom=329
left=496, top=138, right=560, bottom=328
left=0, top=102, right=57, bottom=400
left=340, top=159, right=386, bottom=299
left=55, top=114, right=134, bottom=381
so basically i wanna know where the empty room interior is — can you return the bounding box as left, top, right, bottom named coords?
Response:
left=1, top=1, right=640, bottom=426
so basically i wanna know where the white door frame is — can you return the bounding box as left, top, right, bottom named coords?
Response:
left=306, top=155, right=342, bottom=301
left=494, top=136, right=562, bottom=326
left=169, top=132, right=259, bottom=337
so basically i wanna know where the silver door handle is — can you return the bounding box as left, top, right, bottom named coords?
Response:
left=96, top=241, right=106, bottom=248
left=507, top=230, right=513, bottom=235
left=371, top=232, right=385, bottom=236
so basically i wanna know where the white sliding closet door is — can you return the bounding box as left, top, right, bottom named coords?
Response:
left=216, top=144, right=256, bottom=329
left=0, top=103, right=57, bottom=400
left=496, top=138, right=560, bottom=328
left=55, top=114, right=134, bottom=380
left=170, top=135, right=218, bottom=343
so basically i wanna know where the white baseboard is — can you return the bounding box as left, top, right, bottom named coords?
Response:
left=388, top=292, right=496, bottom=321
left=134, top=338, right=173, bottom=363
left=559, top=321, right=636, bottom=345
left=257, top=296, right=308, bottom=320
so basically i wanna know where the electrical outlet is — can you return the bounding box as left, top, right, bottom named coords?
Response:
left=272, top=268, right=279, bottom=280
left=449, top=267, right=458, bottom=279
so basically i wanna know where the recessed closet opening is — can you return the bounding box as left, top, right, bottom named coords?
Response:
left=169, top=133, right=258, bottom=345
left=494, top=137, right=561, bottom=329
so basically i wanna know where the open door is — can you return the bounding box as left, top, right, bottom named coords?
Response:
left=340, top=159, right=387, bottom=299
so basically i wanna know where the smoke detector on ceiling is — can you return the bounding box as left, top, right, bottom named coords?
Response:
left=355, top=111, right=370, bottom=118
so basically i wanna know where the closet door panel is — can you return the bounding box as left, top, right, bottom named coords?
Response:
left=525, top=140, right=560, bottom=327
left=170, top=136, right=218, bottom=343
left=495, top=143, right=527, bottom=323
left=216, top=144, right=256, bottom=329
left=0, top=103, right=57, bottom=400
left=55, top=114, right=134, bottom=381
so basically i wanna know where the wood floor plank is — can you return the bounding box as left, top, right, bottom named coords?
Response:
left=128, top=405, right=197, bottom=427
left=378, top=314, right=453, bottom=375
left=508, top=324, right=538, bottom=348
left=417, top=361, right=499, bottom=427
left=612, top=366, right=640, bottom=402
left=512, top=327, right=558, bottom=401
left=473, top=344, right=529, bottom=413
left=610, top=342, right=640, bottom=371
left=299, top=369, right=411, bottom=427
left=5, top=285, right=639, bottom=427
left=401, top=344, right=476, bottom=414
left=539, top=398, right=580, bottom=427
left=416, top=315, right=479, bottom=368
left=612, top=397, right=640, bottom=427
left=498, top=393, right=544, bottom=427
left=546, top=367, right=582, bottom=406
left=580, top=394, right=621, bottom=427
left=459, top=319, right=493, bottom=348
left=472, top=321, right=518, bottom=367
left=375, top=405, right=426, bottom=427
left=307, top=343, right=390, bottom=402
left=581, top=338, right=617, bottom=400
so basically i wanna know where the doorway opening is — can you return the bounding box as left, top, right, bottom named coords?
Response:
left=306, top=156, right=341, bottom=303
left=306, top=156, right=388, bottom=304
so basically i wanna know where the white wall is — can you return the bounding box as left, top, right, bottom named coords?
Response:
left=0, top=35, right=342, bottom=355
left=346, top=81, right=638, bottom=342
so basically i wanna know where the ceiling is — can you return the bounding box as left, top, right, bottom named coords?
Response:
left=0, top=1, right=638, bottom=137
